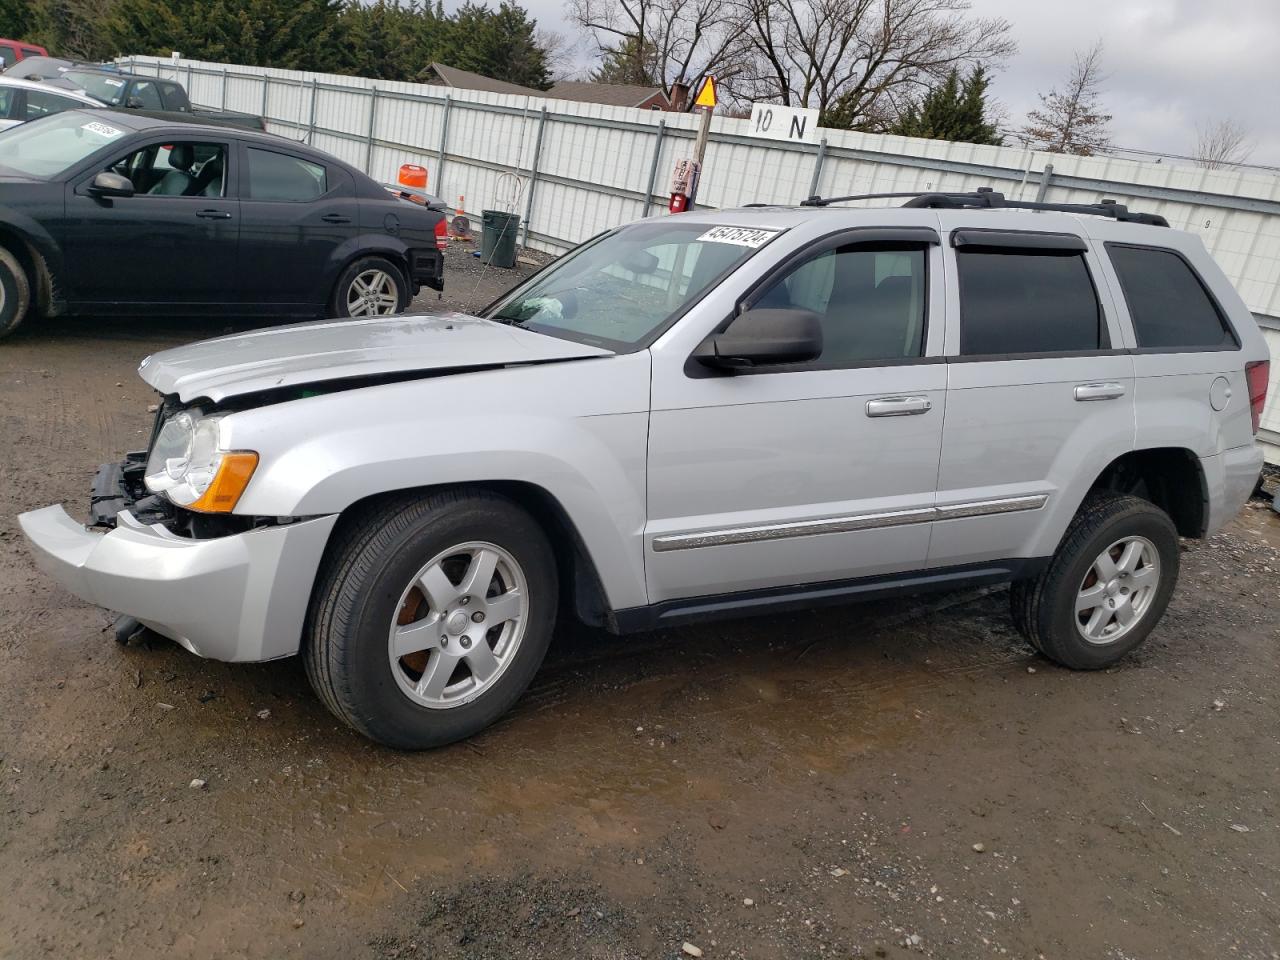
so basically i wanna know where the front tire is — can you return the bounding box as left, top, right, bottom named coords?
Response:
left=304, top=490, right=558, bottom=749
left=0, top=247, right=32, bottom=340
left=328, top=256, right=409, bottom=319
left=1010, top=493, right=1180, bottom=669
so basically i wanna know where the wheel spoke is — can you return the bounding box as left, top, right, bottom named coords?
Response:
left=1083, top=606, right=1111, bottom=640
left=371, top=272, right=388, bottom=294
left=460, top=548, right=500, bottom=598
left=393, top=614, right=443, bottom=658
left=465, top=641, right=500, bottom=682
left=417, top=563, right=459, bottom=611
left=352, top=277, right=371, bottom=296
left=348, top=300, right=369, bottom=316
left=1113, top=601, right=1136, bottom=626
left=416, top=651, right=457, bottom=700
left=1129, top=565, right=1157, bottom=591
left=1117, top=540, right=1144, bottom=575
left=1076, top=582, right=1106, bottom=613
left=1093, top=551, right=1119, bottom=582
left=486, top=590, right=522, bottom=626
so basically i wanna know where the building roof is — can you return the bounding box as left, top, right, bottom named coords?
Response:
left=426, top=63, right=542, bottom=97
left=546, top=80, right=669, bottom=108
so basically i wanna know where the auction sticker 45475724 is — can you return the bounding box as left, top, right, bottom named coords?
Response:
left=696, top=226, right=780, bottom=248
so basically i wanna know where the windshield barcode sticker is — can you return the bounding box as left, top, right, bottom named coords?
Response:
left=696, top=226, right=779, bottom=248
left=82, top=121, right=124, bottom=139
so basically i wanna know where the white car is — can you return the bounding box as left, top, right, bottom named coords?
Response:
left=19, top=191, right=1271, bottom=749
left=0, top=75, right=100, bottom=131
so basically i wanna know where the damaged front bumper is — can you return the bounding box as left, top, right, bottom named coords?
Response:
left=18, top=465, right=337, bottom=662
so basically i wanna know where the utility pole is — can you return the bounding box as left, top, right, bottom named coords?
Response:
left=669, top=76, right=717, bottom=213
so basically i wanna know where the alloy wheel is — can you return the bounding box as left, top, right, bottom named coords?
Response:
left=1074, top=535, right=1161, bottom=645
left=388, top=541, right=529, bottom=709
left=347, top=269, right=399, bottom=317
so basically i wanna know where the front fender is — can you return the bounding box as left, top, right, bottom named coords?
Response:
left=0, top=210, right=66, bottom=306
left=227, top=355, right=653, bottom=610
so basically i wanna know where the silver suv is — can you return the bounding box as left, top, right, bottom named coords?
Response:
left=19, top=191, right=1272, bottom=749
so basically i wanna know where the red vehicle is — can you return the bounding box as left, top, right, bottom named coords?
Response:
left=0, top=40, right=48, bottom=70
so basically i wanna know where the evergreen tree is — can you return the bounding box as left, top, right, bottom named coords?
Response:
left=590, top=37, right=657, bottom=85
left=890, top=66, right=1002, bottom=145
left=446, top=1, right=549, bottom=89
left=0, top=0, right=32, bottom=41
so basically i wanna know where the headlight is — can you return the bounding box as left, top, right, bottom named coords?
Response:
left=144, top=412, right=258, bottom=513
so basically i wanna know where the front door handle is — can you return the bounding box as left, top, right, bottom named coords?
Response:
left=866, top=396, right=933, bottom=417
left=1074, top=382, right=1126, bottom=401
left=195, top=209, right=232, bottom=220
left=321, top=214, right=351, bottom=224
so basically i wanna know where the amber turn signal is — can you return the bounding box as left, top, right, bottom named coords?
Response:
left=188, top=452, right=259, bottom=514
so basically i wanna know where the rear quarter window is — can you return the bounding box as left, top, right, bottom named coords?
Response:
left=957, top=249, right=1106, bottom=356
left=1107, top=245, right=1236, bottom=350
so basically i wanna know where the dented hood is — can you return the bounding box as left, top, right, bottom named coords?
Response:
left=138, top=313, right=613, bottom=403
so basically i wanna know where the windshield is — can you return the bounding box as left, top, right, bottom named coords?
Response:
left=486, top=221, right=781, bottom=349
left=0, top=112, right=128, bottom=177
left=62, top=71, right=128, bottom=105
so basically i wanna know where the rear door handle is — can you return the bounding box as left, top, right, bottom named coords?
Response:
left=866, top=396, right=932, bottom=417
left=321, top=214, right=351, bottom=224
left=195, top=209, right=232, bottom=220
left=1074, top=382, right=1126, bottom=401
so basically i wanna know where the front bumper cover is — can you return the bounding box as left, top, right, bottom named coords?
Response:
left=18, top=504, right=337, bottom=662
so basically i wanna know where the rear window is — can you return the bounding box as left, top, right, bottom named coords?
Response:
left=1107, top=245, right=1236, bottom=350
left=957, top=250, right=1105, bottom=355
left=247, top=148, right=327, bottom=201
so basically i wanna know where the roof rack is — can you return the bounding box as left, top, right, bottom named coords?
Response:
left=799, top=187, right=1169, bottom=227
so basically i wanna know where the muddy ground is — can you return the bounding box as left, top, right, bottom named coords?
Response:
left=2, top=243, right=1280, bottom=960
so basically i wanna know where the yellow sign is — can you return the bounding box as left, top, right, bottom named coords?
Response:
left=694, top=76, right=717, bottom=109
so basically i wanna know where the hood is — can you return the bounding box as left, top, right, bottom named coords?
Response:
left=138, top=313, right=613, bottom=403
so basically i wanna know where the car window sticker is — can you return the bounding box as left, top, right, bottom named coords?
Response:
left=695, top=226, right=781, bottom=248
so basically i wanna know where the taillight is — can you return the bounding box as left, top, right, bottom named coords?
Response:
left=434, top=217, right=448, bottom=251
left=1246, top=359, right=1269, bottom=435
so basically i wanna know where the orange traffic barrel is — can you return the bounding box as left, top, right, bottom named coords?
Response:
left=398, top=164, right=428, bottom=189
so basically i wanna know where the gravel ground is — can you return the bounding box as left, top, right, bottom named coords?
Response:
left=2, top=244, right=1279, bottom=959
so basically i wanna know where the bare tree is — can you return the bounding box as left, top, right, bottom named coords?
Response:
left=1022, top=41, right=1112, bottom=156
left=729, top=0, right=1015, bottom=127
left=566, top=0, right=751, bottom=99
left=1194, top=117, right=1254, bottom=170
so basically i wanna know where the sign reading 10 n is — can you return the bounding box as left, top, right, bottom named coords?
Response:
left=749, top=103, right=821, bottom=145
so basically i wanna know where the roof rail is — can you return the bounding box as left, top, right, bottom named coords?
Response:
left=800, top=187, right=1169, bottom=227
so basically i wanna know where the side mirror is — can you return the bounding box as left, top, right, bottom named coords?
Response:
left=694, top=308, right=823, bottom=370
left=87, top=171, right=135, bottom=198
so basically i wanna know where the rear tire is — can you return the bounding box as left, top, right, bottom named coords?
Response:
left=328, top=256, right=409, bottom=319
left=0, top=247, right=32, bottom=340
left=304, top=490, right=557, bottom=749
left=1010, top=493, right=1179, bottom=669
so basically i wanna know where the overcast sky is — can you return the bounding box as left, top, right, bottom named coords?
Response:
left=514, top=0, right=1280, bottom=166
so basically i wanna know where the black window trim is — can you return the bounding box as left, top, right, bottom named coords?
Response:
left=953, top=241, right=1113, bottom=359
left=1103, top=241, right=1241, bottom=353
left=951, top=227, right=1088, bottom=253
left=241, top=143, right=334, bottom=203
left=684, top=225, right=942, bottom=378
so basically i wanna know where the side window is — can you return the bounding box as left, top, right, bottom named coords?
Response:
left=957, top=250, right=1104, bottom=356
left=159, top=83, right=188, bottom=111
left=129, top=81, right=164, bottom=111
left=109, top=142, right=228, bottom=197
left=20, top=47, right=43, bottom=59
left=752, top=244, right=928, bottom=364
left=1107, top=245, right=1235, bottom=349
left=23, top=90, right=79, bottom=121
left=0, top=47, right=13, bottom=69
left=0, top=87, right=13, bottom=118
left=246, top=148, right=327, bottom=201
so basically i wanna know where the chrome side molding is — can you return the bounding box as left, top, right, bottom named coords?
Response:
left=652, top=494, right=1049, bottom=552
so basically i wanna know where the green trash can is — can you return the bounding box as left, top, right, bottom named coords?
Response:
left=480, top=209, right=520, bottom=268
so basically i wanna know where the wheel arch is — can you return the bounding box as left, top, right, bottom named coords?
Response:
left=0, top=224, right=57, bottom=316
left=316, top=480, right=614, bottom=630
left=327, top=241, right=412, bottom=302
left=1085, top=447, right=1208, bottom=538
